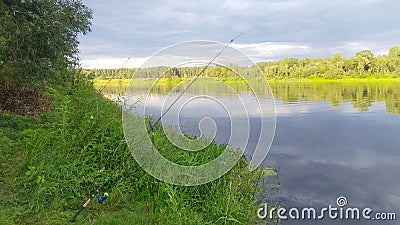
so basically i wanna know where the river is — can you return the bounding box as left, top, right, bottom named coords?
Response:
left=97, top=79, right=400, bottom=225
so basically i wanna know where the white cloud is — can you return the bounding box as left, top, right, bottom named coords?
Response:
left=80, top=40, right=399, bottom=69
left=81, top=57, right=149, bottom=69
left=332, top=41, right=398, bottom=57
left=231, top=42, right=311, bottom=61
left=79, top=0, right=400, bottom=61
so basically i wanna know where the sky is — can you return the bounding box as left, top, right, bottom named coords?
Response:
left=78, top=0, right=400, bottom=69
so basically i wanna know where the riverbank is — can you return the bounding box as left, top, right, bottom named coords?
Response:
left=0, top=78, right=273, bottom=224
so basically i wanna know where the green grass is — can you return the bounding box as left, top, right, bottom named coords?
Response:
left=0, top=77, right=274, bottom=224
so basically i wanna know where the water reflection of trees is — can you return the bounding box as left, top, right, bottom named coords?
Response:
left=99, top=80, right=400, bottom=115
left=268, top=81, right=400, bottom=114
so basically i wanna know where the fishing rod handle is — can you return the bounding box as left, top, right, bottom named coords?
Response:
left=69, top=177, right=109, bottom=222
left=69, top=197, right=92, bottom=222
left=69, top=205, right=85, bottom=222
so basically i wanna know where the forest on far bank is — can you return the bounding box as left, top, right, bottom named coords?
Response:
left=84, top=46, right=400, bottom=80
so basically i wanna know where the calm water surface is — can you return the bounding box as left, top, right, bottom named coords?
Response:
left=100, top=80, right=400, bottom=225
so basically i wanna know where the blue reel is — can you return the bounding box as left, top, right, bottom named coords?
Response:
left=96, top=192, right=109, bottom=204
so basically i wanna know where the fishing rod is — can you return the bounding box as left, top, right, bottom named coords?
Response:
left=69, top=33, right=244, bottom=222
left=276, top=166, right=281, bottom=186
left=147, top=121, right=156, bottom=224
left=97, top=56, right=133, bottom=94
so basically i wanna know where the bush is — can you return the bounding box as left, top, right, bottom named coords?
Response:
left=0, top=0, right=92, bottom=88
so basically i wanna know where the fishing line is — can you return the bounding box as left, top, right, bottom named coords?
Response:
left=97, top=56, right=134, bottom=94
left=69, top=33, right=244, bottom=222
left=152, top=33, right=244, bottom=128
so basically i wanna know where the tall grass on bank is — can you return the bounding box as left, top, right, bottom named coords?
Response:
left=0, top=78, right=274, bottom=224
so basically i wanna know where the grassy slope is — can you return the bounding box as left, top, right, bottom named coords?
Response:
left=0, top=79, right=273, bottom=224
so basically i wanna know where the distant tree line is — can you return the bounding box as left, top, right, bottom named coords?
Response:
left=84, top=46, right=400, bottom=80
left=82, top=65, right=247, bottom=80
left=259, top=46, right=400, bottom=79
